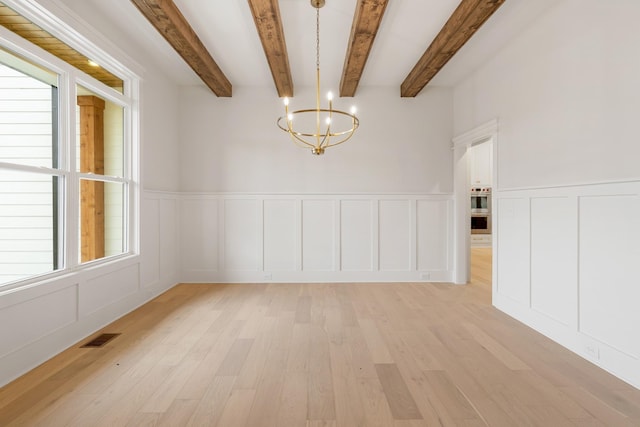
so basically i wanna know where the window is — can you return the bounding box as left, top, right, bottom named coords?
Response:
left=0, top=51, right=61, bottom=284
left=76, top=85, right=126, bottom=263
left=0, top=15, right=137, bottom=288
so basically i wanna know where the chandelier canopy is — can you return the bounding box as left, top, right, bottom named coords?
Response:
left=277, top=0, right=359, bottom=155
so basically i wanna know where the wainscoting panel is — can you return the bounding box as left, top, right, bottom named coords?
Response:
left=378, top=200, right=411, bottom=272
left=340, top=200, right=373, bottom=271
left=224, top=199, right=260, bottom=271
left=263, top=200, right=297, bottom=272
left=493, top=181, right=640, bottom=389
left=530, top=197, right=576, bottom=326
left=180, top=194, right=454, bottom=283
left=416, top=199, right=451, bottom=272
left=0, top=285, right=77, bottom=358
left=0, top=190, right=181, bottom=388
left=180, top=198, right=219, bottom=272
left=579, top=194, right=640, bottom=359
left=140, top=197, right=160, bottom=288
left=496, top=197, right=530, bottom=305
left=302, top=200, right=335, bottom=272
left=159, top=198, right=179, bottom=286
left=79, top=264, right=140, bottom=317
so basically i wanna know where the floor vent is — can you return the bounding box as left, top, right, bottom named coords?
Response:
left=81, top=333, right=121, bottom=348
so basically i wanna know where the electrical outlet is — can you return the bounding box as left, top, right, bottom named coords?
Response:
left=263, top=273, right=272, bottom=280
left=420, top=272, right=430, bottom=280
left=585, top=345, right=600, bottom=360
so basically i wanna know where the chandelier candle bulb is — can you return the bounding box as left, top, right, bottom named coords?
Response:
left=276, top=0, right=359, bottom=155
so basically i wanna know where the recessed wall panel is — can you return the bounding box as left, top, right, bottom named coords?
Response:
left=341, top=200, right=372, bottom=271
left=80, top=264, right=139, bottom=316
left=159, top=198, right=178, bottom=283
left=579, top=195, right=640, bottom=358
left=530, top=197, right=576, bottom=325
left=496, top=198, right=530, bottom=304
left=224, top=200, right=260, bottom=271
left=264, top=200, right=296, bottom=271
left=302, top=200, right=334, bottom=271
left=181, top=199, right=218, bottom=271
left=140, top=197, right=160, bottom=287
left=379, top=200, right=411, bottom=271
left=417, top=200, right=450, bottom=271
left=0, top=285, right=77, bottom=358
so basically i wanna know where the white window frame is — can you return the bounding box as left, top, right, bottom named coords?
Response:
left=0, top=1, right=140, bottom=290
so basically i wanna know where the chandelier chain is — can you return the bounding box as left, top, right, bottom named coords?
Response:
left=316, top=6, right=320, bottom=71
left=277, top=0, right=359, bottom=155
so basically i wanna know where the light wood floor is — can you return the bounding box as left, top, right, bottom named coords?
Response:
left=1, top=248, right=640, bottom=426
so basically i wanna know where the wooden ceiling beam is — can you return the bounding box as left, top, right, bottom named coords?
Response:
left=401, top=0, right=505, bottom=97
left=247, top=0, right=293, bottom=98
left=340, top=0, right=389, bottom=97
left=130, top=0, right=232, bottom=97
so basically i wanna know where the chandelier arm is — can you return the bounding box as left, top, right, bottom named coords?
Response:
left=288, top=120, right=319, bottom=149
left=319, top=123, right=333, bottom=148
left=282, top=103, right=308, bottom=146
left=324, top=128, right=357, bottom=148
left=288, top=120, right=318, bottom=149
left=277, top=117, right=319, bottom=148
left=324, top=118, right=359, bottom=147
left=289, top=132, right=317, bottom=149
left=325, top=123, right=359, bottom=137
left=320, top=100, right=333, bottom=148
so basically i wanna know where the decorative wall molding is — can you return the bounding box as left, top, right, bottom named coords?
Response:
left=0, top=190, right=180, bottom=387
left=179, top=193, right=454, bottom=284
left=493, top=180, right=640, bottom=389
left=452, top=118, right=498, bottom=148
left=491, top=177, right=640, bottom=193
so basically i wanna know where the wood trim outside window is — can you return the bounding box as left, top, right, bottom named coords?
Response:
left=77, top=95, right=105, bottom=262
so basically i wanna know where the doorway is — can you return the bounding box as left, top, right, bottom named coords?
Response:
left=452, top=119, right=497, bottom=288
left=467, top=138, right=493, bottom=288
left=468, top=139, right=493, bottom=245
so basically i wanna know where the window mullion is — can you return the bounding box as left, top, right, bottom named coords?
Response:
left=0, top=162, right=59, bottom=175
left=64, top=74, right=79, bottom=270
left=77, top=173, right=127, bottom=184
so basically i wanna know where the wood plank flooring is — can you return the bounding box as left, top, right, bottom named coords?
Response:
left=1, top=248, right=640, bottom=426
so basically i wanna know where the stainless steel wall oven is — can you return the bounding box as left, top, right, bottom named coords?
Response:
left=470, top=187, right=491, bottom=234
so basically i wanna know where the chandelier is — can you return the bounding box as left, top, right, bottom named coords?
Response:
left=277, top=0, right=359, bottom=155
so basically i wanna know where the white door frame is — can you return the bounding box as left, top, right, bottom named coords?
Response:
left=452, top=119, right=498, bottom=284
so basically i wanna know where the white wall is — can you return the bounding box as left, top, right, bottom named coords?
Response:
left=179, top=85, right=453, bottom=194
left=141, top=72, right=180, bottom=192
left=455, top=0, right=640, bottom=190
left=0, top=1, right=182, bottom=387
left=177, top=85, right=454, bottom=283
left=454, top=0, right=640, bottom=388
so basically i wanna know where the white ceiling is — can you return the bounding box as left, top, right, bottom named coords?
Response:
left=64, top=0, right=559, bottom=94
